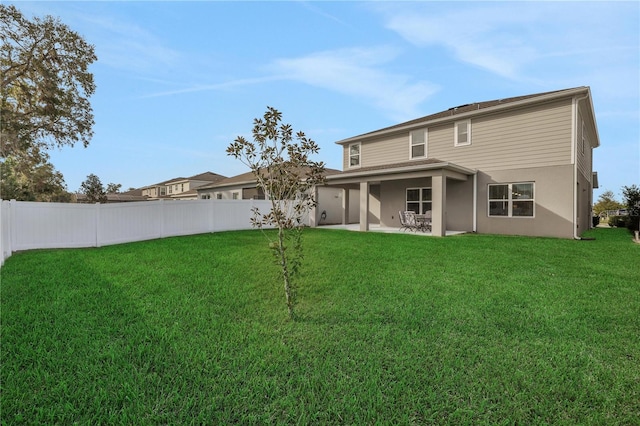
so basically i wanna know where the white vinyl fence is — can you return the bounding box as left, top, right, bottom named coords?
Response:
left=0, top=199, right=277, bottom=266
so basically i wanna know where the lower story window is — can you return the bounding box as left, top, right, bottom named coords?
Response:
left=406, top=187, right=432, bottom=214
left=488, top=182, right=534, bottom=217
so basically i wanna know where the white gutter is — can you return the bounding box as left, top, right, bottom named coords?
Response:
left=573, top=93, right=590, bottom=240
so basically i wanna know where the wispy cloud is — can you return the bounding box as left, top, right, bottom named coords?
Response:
left=379, top=2, right=639, bottom=85
left=268, top=46, right=439, bottom=121
left=137, top=76, right=286, bottom=99
left=76, top=12, right=181, bottom=73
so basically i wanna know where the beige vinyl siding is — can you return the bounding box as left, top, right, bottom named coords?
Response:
left=343, top=134, right=409, bottom=169
left=576, top=109, right=594, bottom=182
left=428, top=98, right=573, bottom=171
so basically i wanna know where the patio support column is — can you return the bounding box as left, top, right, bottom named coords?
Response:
left=432, top=173, right=447, bottom=237
left=309, top=186, right=318, bottom=228
left=359, top=181, right=370, bottom=231
left=342, top=188, right=350, bottom=225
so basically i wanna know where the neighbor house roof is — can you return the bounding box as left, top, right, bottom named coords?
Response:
left=198, top=167, right=341, bottom=191
left=336, top=86, right=596, bottom=145
left=139, top=171, right=227, bottom=190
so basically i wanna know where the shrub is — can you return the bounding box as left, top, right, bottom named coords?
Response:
left=608, top=215, right=628, bottom=228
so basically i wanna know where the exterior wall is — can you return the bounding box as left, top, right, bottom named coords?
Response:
left=342, top=133, right=409, bottom=170
left=441, top=98, right=573, bottom=170
left=198, top=185, right=245, bottom=200
left=446, top=178, right=474, bottom=232
left=342, top=98, right=573, bottom=172
left=476, top=165, right=574, bottom=238
left=309, top=187, right=360, bottom=225
left=379, top=178, right=431, bottom=228
left=377, top=177, right=472, bottom=231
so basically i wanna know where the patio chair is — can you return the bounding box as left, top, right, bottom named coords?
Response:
left=399, top=210, right=418, bottom=232
left=419, top=210, right=432, bottom=232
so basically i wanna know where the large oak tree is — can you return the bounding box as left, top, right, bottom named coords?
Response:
left=1, top=5, right=96, bottom=202
left=1, top=4, right=97, bottom=158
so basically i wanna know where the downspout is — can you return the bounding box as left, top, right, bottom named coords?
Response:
left=573, top=94, right=589, bottom=240
left=473, top=172, right=477, bottom=233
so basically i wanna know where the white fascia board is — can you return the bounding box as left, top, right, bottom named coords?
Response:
left=326, top=162, right=476, bottom=181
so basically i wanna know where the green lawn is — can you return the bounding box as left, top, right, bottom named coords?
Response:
left=1, top=228, right=639, bottom=424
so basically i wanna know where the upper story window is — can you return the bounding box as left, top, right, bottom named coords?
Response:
left=488, top=182, right=534, bottom=217
left=410, top=129, right=427, bottom=159
left=454, top=119, right=471, bottom=147
left=349, top=143, right=361, bottom=167
left=581, top=121, right=586, bottom=155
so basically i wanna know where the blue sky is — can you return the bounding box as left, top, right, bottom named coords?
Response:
left=14, top=1, right=640, bottom=200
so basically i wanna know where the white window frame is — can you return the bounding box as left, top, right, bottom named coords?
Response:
left=232, top=192, right=239, bottom=200
left=348, top=142, right=361, bottom=168
left=454, top=119, right=471, bottom=147
left=488, top=182, right=535, bottom=218
left=410, top=129, right=427, bottom=159
left=406, top=187, right=432, bottom=214
left=581, top=121, right=586, bottom=155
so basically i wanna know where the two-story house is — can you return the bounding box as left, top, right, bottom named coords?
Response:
left=324, top=87, right=600, bottom=239
left=141, top=172, right=227, bottom=200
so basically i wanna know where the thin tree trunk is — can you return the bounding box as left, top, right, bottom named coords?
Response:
left=278, top=226, right=294, bottom=319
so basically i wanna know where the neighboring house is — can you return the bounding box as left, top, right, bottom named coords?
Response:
left=196, top=167, right=353, bottom=225
left=324, top=87, right=600, bottom=238
left=76, top=189, right=149, bottom=203
left=141, top=171, right=227, bottom=200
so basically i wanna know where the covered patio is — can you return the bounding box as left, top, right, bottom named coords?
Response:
left=320, top=159, right=477, bottom=237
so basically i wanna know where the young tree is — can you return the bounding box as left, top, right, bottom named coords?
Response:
left=79, top=173, right=107, bottom=203
left=593, top=189, right=624, bottom=216
left=227, top=107, right=326, bottom=319
left=1, top=4, right=96, bottom=159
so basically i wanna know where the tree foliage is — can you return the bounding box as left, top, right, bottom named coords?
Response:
left=227, top=107, right=326, bottom=319
left=0, top=149, right=71, bottom=202
left=593, top=190, right=624, bottom=216
left=79, top=173, right=107, bottom=203
left=106, top=183, right=122, bottom=194
left=1, top=4, right=96, bottom=159
left=622, top=184, right=640, bottom=232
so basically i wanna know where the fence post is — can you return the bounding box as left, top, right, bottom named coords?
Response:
left=9, top=199, right=16, bottom=258
left=208, top=198, right=215, bottom=233
left=95, top=202, right=101, bottom=247
left=159, top=199, right=165, bottom=239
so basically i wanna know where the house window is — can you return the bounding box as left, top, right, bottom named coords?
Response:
left=216, top=193, right=222, bottom=200
left=410, top=129, right=427, bottom=159
left=349, top=143, right=361, bottom=167
left=581, top=121, right=586, bottom=154
left=201, top=194, right=211, bottom=200
left=232, top=192, right=239, bottom=200
left=488, top=183, right=534, bottom=217
left=168, top=186, right=172, bottom=194
left=406, top=187, right=432, bottom=214
left=455, top=119, right=471, bottom=146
